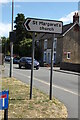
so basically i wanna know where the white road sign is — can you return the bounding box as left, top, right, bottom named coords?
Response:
left=24, top=18, right=63, bottom=34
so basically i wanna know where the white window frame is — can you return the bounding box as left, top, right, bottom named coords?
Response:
left=67, top=52, right=71, bottom=59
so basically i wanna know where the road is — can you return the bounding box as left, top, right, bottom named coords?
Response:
left=3, top=63, right=79, bottom=118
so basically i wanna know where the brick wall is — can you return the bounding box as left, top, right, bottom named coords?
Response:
left=62, top=27, right=80, bottom=64
left=56, top=37, right=63, bottom=64
left=60, top=62, right=80, bottom=73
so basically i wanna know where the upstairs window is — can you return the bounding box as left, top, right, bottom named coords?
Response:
left=54, top=38, right=57, bottom=51
left=67, top=52, right=71, bottom=59
left=36, top=40, right=39, bottom=46
left=44, top=39, right=47, bottom=49
left=43, top=51, right=47, bottom=62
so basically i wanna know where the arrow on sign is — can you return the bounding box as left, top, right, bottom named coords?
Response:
left=24, top=18, right=63, bottom=33
left=24, top=19, right=31, bottom=30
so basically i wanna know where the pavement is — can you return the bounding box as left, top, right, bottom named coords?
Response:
left=43, top=66, right=80, bottom=76
left=53, top=67, right=80, bottom=76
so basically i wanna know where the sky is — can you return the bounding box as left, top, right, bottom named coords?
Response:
left=0, top=1, right=80, bottom=37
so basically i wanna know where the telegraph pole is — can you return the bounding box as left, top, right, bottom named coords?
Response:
left=10, top=0, right=14, bottom=77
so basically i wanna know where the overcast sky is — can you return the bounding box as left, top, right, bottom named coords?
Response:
left=0, top=1, right=79, bottom=37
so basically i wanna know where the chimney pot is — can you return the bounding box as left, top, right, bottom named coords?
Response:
left=73, top=12, right=79, bottom=23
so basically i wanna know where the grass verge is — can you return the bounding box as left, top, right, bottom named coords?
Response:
left=1, top=77, right=68, bottom=118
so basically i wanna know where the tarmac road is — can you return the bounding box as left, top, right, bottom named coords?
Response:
left=3, top=63, right=80, bottom=118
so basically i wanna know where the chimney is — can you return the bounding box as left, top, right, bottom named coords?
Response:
left=73, top=12, right=79, bottom=23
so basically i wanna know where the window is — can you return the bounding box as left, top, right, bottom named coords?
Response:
left=67, top=52, right=71, bottom=59
left=48, top=52, right=51, bottom=63
left=44, top=39, right=47, bottom=49
left=36, top=40, right=39, bottom=46
left=54, top=38, right=57, bottom=51
left=43, top=52, right=47, bottom=62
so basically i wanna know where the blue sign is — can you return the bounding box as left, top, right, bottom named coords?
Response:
left=0, top=90, right=9, bottom=110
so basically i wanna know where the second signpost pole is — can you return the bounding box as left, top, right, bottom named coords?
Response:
left=30, top=32, right=35, bottom=100
left=50, top=34, right=55, bottom=100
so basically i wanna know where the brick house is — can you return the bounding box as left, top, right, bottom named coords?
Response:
left=36, top=33, right=58, bottom=65
left=60, top=12, right=80, bottom=72
left=36, top=12, right=80, bottom=72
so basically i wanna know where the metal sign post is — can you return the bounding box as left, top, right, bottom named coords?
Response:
left=4, top=109, right=8, bottom=120
left=49, top=34, right=55, bottom=100
left=24, top=17, right=62, bottom=100
left=10, top=0, right=14, bottom=77
left=10, top=42, right=13, bottom=77
left=30, top=32, right=35, bottom=99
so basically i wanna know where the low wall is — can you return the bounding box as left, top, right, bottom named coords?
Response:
left=60, top=62, right=80, bottom=73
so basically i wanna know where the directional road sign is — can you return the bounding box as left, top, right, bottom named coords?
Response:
left=24, top=18, right=63, bottom=34
left=0, top=90, right=9, bottom=110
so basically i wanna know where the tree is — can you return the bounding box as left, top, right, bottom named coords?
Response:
left=14, top=13, right=26, bottom=44
left=13, top=13, right=33, bottom=56
left=14, top=13, right=32, bottom=44
left=19, top=38, right=32, bottom=57
left=1, top=37, right=10, bottom=55
left=35, top=42, right=43, bottom=61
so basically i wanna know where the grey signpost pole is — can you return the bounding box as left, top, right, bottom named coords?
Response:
left=50, top=34, right=55, bottom=100
left=10, top=0, right=14, bottom=77
left=24, top=18, right=62, bottom=100
left=30, top=32, right=35, bottom=99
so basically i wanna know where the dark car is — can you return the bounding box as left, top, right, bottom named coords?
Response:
left=19, top=57, right=39, bottom=70
left=5, top=55, right=10, bottom=62
left=13, top=57, right=20, bottom=64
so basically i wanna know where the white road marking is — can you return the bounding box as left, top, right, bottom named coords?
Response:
left=13, top=70, right=80, bottom=96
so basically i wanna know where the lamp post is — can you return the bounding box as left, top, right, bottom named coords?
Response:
left=10, top=0, right=14, bottom=77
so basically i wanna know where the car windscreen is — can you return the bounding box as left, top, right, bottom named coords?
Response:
left=26, top=58, right=35, bottom=62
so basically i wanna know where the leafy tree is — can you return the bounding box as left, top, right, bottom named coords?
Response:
left=14, top=13, right=25, bottom=44
left=14, top=13, right=32, bottom=44
left=13, top=13, right=32, bottom=56
left=1, top=36, right=6, bottom=54
left=35, top=42, right=43, bottom=61
left=19, top=38, right=32, bottom=57
left=1, top=37, right=10, bottom=55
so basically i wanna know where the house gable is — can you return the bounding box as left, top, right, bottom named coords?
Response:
left=62, top=23, right=80, bottom=64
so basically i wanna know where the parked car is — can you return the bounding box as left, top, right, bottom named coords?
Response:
left=5, top=55, right=10, bottom=62
left=19, top=57, right=39, bottom=70
left=13, top=57, right=20, bottom=64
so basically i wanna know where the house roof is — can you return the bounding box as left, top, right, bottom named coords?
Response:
left=35, top=22, right=79, bottom=40
left=62, top=23, right=73, bottom=35
left=62, top=22, right=79, bottom=36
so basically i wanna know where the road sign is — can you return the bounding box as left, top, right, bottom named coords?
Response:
left=24, top=18, right=63, bottom=34
left=0, top=90, right=9, bottom=110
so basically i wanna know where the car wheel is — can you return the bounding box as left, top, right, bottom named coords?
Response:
left=36, top=67, right=39, bottom=70
left=25, top=64, right=28, bottom=69
left=19, top=64, right=21, bottom=69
